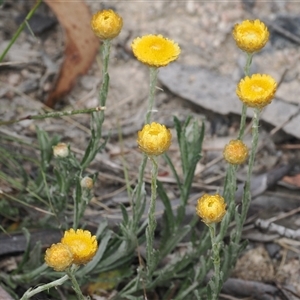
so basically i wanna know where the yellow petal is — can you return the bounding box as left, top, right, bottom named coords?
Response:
left=45, top=243, right=73, bottom=272
left=131, top=34, right=180, bottom=67
left=61, top=228, right=98, bottom=265
left=137, top=122, right=172, bottom=156
left=196, top=194, right=227, bottom=224
left=236, top=74, right=277, bottom=109
left=233, top=19, right=269, bottom=53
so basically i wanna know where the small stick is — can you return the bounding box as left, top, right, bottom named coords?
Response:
left=0, top=106, right=106, bottom=126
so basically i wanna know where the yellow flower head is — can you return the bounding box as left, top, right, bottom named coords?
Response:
left=131, top=34, right=180, bottom=67
left=223, top=140, right=248, bottom=165
left=45, top=243, right=73, bottom=272
left=91, top=9, right=123, bottom=40
left=236, top=74, right=277, bottom=109
left=196, top=194, right=226, bottom=225
left=233, top=19, right=269, bottom=53
left=137, top=122, right=172, bottom=156
left=61, top=229, right=98, bottom=265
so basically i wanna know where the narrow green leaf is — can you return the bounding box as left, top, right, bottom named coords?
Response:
left=163, top=153, right=182, bottom=191
left=159, top=225, right=191, bottom=258
left=157, top=180, right=175, bottom=229
left=13, top=228, right=31, bottom=274
left=173, top=115, right=183, bottom=143
left=120, top=203, right=129, bottom=225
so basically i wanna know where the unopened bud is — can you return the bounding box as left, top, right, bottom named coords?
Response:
left=53, top=143, right=69, bottom=158
left=80, top=177, right=94, bottom=189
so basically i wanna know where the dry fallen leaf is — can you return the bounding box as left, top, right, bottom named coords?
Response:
left=282, top=174, right=300, bottom=188
left=44, top=0, right=100, bottom=108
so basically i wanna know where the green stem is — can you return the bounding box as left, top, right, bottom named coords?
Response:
left=66, top=267, right=87, bottom=300
left=236, top=108, right=260, bottom=242
left=238, top=53, right=253, bottom=141
left=146, top=156, right=158, bottom=279
left=99, top=39, right=111, bottom=107
left=244, top=52, right=253, bottom=76
left=0, top=0, right=42, bottom=62
left=145, top=67, right=159, bottom=124
left=132, top=154, right=147, bottom=227
left=237, top=103, right=247, bottom=140
left=80, top=40, right=111, bottom=170
left=0, top=106, right=106, bottom=126
left=208, top=223, right=221, bottom=300
left=218, top=164, right=237, bottom=242
left=20, top=274, right=69, bottom=300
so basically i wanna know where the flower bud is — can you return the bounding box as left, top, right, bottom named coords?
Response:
left=80, top=177, right=94, bottom=190
left=223, top=140, right=248, bottom=165
left=91, top=9, right=123, bottom=40
left=137, top=122, right=172, bottom=156
left=53, top=143, right=69, bottom=158
left=196, top=194, right=226, bottom=224
left=45, top=243, right=73, bottom=272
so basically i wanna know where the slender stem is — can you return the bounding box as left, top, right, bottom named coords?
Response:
left=236, top=108, right=260, bottom=242
left=146, top=156, right=158, bottom=279
left=80, top=40, right=111, bottom=170
left=99, top=40, right=111, bottom=107
left=132, top=154, right=147, bottom=227
left=0, top=0, right=42, bottom=62
left=218, top=164, right=237, bottom=242
left=145, top=67, right=159, bottom=124
left=20, top=275, right=69, bottom=300
left=244, top=52, right=253, bottom=76
left=238, top=53, right=253, bottom=141
left=237, top=103, right=247, bottom=140
left=66, top=268, right=86, bottom=300
left=208, top=223, right=221, bottom=300
left=0, top=106, right=106, bottom=126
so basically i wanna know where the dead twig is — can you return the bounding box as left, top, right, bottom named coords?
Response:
left=256, top=220, right=300, bottom=240
left=255, top=206, right=300, bottom=240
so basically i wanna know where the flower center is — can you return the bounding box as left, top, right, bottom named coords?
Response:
left=149, top=129, right=159, bottom=135
left=151, top=43, right=162, bottom=51
left=208, top=201, right=214, bottom=208
left=252, top=85, right=264, bottom=93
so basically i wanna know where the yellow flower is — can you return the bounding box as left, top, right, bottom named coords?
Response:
left=91, top=9, right=123, bottom=40
left=236, top=74, right=277, bottom=109
left=53, top=143, right=69, bottom=158
left=223, top=140, right=248, bottom=165
left=131, top=34, right=180, bottom=67
left=45, top=243, right=73, bottom=272
left=232, top=19, right=269, bottom=53
left=137, top=122, right=172, bottom=156
left=196, top=194, right=226, bottom=224
left=61, top=229, right=98, bottom=265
